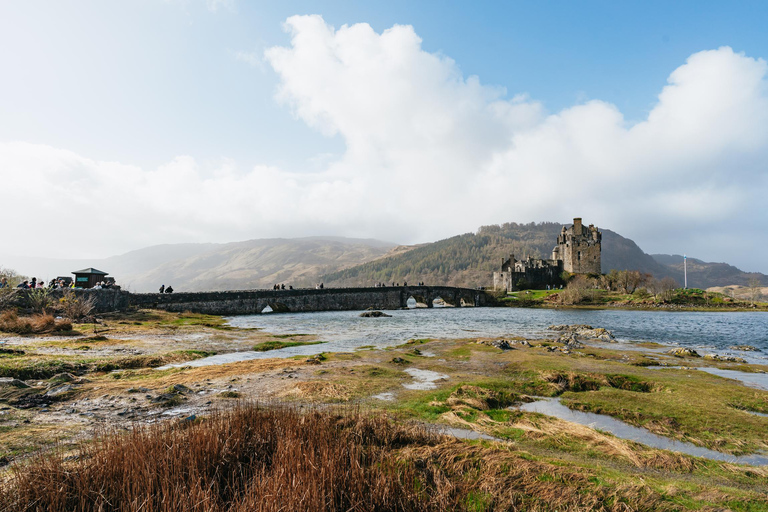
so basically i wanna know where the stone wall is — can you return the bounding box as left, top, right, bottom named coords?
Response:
left=128, top=286, right=491, bottom=315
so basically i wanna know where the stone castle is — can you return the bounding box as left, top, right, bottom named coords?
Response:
left=493, top=218, right=602, bottom=291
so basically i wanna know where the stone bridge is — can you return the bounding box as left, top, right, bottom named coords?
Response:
left=18, top=286, right=494, bottom=316
left=129, top=286, right=492, bottom=315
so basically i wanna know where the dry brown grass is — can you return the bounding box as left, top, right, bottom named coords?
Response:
left=0, top=405, right=460, bottom=512
left=279, top=381, right=352, bottom=401
left=0, top=311, right=71, bottom=334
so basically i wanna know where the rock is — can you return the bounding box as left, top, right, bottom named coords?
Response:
left=359, top=311, right=392, bottom=318
left=666, top=348, right=701, bottom=358
left=548, top=324, right=615, bottom=342
left=703, top=354, right=747, bottom=363
left=182, top=414, right=196, bottom=422
left=305, top=354, right=324, bottom=365
left=729, top=345, right=759, bottom=352
left=171, top=384, right=192, bottom=394
left=547, top=324, right=593, bottom=332
left=509, top=340, right=531, bottom=347
left=45, top=384, right=73, bottom=397
left=0, top=378, right=31, bottom=389
left=557, top=333, right=584, bottom=348
left=487, top=339, right=513, bottom=350
left=391, top=357, right=409, bottom=364
left=578, top=328, right=616, bottom=342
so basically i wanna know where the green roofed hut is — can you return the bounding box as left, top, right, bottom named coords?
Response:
left=72, top=268, right=109, bottom=289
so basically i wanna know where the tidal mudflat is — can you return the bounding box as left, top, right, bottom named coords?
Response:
left=1, top=308, right=767, bottom=510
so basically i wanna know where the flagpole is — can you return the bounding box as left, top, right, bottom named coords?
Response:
left=684, top=254, right=687, bottom=289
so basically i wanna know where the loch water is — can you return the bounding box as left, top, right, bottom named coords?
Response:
left=177, top=307, right=768, bottom=368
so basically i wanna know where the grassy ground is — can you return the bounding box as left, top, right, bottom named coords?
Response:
left=502, top=287, right=768, bottom=311
left=0, top=309, right=767, bottom=510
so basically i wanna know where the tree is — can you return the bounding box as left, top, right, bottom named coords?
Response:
left=647, top=276, right=678, bottom=302
left=0, top=266, right=25, bottom=288
left=615, top=270, right=648, bottom=294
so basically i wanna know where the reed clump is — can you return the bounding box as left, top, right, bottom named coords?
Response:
left=0, top=311, right=71, bottom=334
left=1, top=405, right=461, bottom=512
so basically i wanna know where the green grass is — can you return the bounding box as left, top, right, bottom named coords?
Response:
left=252, top=340, right=325, bottom=352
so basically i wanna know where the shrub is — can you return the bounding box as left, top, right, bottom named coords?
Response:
left=26, top=288, right=55, bottom=314
left=56, top=290, right=96, bottom=320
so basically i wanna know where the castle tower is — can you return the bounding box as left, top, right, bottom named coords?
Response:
left=554, top=218, right=601, bottom=274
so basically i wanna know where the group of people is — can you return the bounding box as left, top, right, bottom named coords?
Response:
left=9, top=277, right=118, bottom=289
left=158, top=285, right=174, bottom=294
left=374, top=281, right=424, bottom=288
left=273, top=283, right=294, bottom=290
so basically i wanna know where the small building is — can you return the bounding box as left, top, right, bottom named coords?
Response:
left=72, top=268, right=109, bottom=289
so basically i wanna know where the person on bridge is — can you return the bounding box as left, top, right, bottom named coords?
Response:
left=159, top=285, right=165, bottom=293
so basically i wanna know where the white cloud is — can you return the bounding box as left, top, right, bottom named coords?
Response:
left=205, top=0, right=235, bottom=13
left=2, top=16, right=768, bottom=273
left=235, top=50, right=263, bottom=69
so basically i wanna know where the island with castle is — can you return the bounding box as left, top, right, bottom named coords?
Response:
left=493, top=217, right=602, bottom=291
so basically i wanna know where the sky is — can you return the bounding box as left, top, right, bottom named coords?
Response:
left=1, top=1, right=767, bottom=273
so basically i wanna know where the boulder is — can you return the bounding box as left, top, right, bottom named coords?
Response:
left=0, top=378, right=31, bottom=389
left=547, top=324, right=593, bottom=332
left=45, top=384, right=73, bottom=397
left=729, top=345, right=759, bottom=352
left=703, top=354, right=747, bottom=363
left=549, top=325, right=615, bottom=342
left=359, top=311, right=392, bottom=318
left=666, top=348, right=701, bottom=358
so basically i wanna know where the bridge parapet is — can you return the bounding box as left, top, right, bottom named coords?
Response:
left=12, top=286, right=493, bottom=316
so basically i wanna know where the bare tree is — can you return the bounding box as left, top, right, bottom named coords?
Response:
left=616, top=270, right=648, bottom=294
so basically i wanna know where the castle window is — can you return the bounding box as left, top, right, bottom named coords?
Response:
left=577, top=251, right=581, bottom=261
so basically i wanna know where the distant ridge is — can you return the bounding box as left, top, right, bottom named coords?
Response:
left=651, top=254, right=768, bottom=288
left=321, top=222, right=766, bottom=290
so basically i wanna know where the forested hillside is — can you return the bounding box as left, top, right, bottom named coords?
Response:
left=322, top=222, right=673, bottom=288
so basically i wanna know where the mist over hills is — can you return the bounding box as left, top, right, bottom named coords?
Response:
left=2, top=238, right=396, bottom=292
left=3, top=224, right=765, bottom=292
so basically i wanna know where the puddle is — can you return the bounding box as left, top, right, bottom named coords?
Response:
left=372, top=392, right=395, bottom=401
left=402, top=368, right=449, bottom=390
left=695, top=367, right=768, bottom=391
left=161, top=406, right=195, bottom=417
left=514, top=398, right=768, bottom=466
left=437, top=426, right=500, bottom=442
left=742, top=409, right=768, bottom=418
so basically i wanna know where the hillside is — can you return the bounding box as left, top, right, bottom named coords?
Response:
left=321, top=222, right=676, bottom=289
left=652, top=254, right=768, bottom=288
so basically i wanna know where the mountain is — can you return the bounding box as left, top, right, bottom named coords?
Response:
left=321, top=222, right=768, bottom=289
left=651, top=254, right=768, bottom=288
left=2, top=237, right=396, bottom=292
left=5, top=224, right=764, bottom=293
left=321, top=222, right=677, bottom=288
